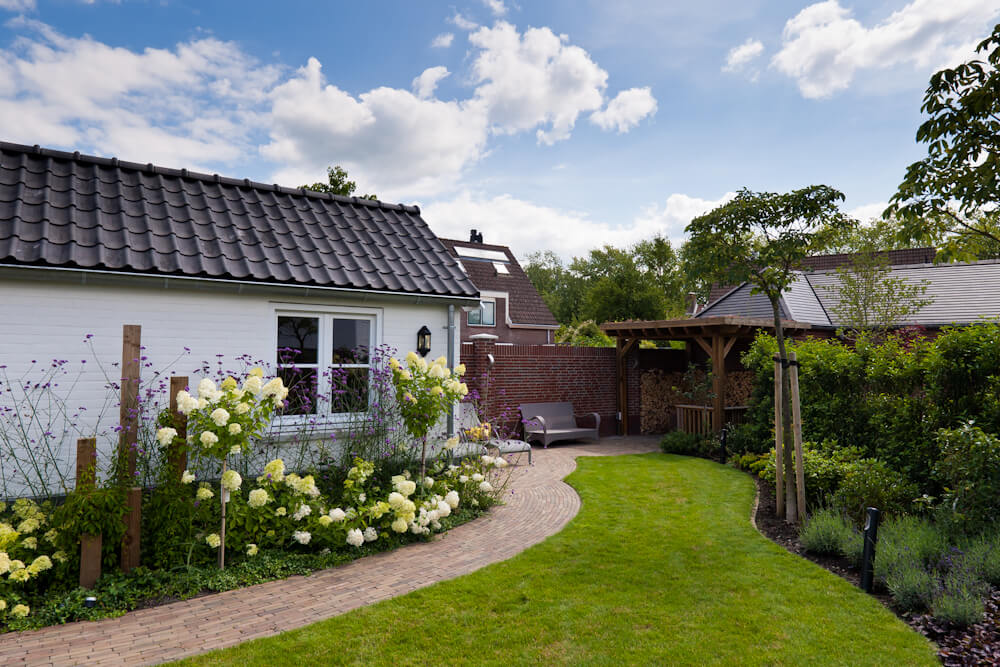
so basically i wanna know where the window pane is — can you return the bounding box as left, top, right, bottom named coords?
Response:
left=483, top=301, right=496, bottom=326
left=277, top=368, right=318, bottom=415
left=468, top=308, right=481, bottom=325
left=332, top=318, right=371, bottom=364
left=331, top=368, right=369, bottom=413
left=277, top=316, right=319, bottom=364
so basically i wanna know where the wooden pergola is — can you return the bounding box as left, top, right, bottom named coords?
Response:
left=601, top=316, right=812, bottom=435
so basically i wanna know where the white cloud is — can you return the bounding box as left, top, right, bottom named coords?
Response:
left=483, top=0, right=507, bottom=17
left=469, top=21, right=608, bottom=145
left=431, top=32, right=454, bottom=48
left=412, top=66, right=450, bottom=99
left=590, top=87, right=657, bottom=133
left=0, top=18, right=281, bottom=169
left=0, top=18, right=654, bottom=200
left=423, top=190, right=732, bottom=261
left=449, top=12, right=479, bottom=31
left=263, top=58, right=489, bottom=197
left=848, top=201, right=888, bottom=222
left=771, top=0, right=1000, bottom=99
left=723, top=38, right=764, bottom=73
left=0, top=0, right=35, bottom=11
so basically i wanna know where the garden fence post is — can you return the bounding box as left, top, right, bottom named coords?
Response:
left=168, top=376, right=189, bottom=480
left=76, top=437, right=101, bottom=589
left=119, top=324, right=142, bottom=572
left=789, top=351, right=807, bottom=522
left=860, top=507, right=881, bottom=593
left=773, top=358, right=784, bottom=519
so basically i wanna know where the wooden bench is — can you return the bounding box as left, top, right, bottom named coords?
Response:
left=519, top=402, right=600, bottom=448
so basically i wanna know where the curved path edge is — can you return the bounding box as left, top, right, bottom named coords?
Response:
left=1, top=436, right=660, bottom=666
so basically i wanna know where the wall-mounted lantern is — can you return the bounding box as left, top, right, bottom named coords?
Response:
left=417, top=326, right=432, bottom=357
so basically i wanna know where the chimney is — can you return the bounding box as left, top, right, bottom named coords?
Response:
left=686, top=292, right=700, bottom=316
left=469, top=229, right=484, bottom=244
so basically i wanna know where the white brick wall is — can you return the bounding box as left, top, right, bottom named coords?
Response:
left=0, top=274, right=462, bottom=494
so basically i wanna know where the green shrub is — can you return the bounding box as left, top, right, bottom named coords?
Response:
left=931, top=563, right=988, bottom=627
left=800, top=508, right=857, bottom=556
left=723, top=422, right=769, bottom=456
left=751, top=442, right=870, bottom=510
left=934, top=422, right=1000, bottom=533
left=659, top=432, right=713, bottom=457
left=885, top=555, right=935, bottom=613
left=961, top=533, right=1000, bottom=586
left=831, top=461, right=917, bottom=526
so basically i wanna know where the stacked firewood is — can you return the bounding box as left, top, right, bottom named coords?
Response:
left=640, top=370, right=686, bottom=434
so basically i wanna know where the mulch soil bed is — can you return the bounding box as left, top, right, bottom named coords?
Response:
left=751, top=475, right=1000, bottom=666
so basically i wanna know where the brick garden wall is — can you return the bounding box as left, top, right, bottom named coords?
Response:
left=460, top=338, right=685, bottom=437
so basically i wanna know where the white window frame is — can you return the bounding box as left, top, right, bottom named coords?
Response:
left=468, top=299, right=496, bottom=327
left=273, top=303, right=382, bottom=427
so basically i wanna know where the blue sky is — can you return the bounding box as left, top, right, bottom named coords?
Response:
left=1, top=0, right=998, bottom=260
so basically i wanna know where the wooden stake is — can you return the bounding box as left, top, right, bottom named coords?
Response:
left=790, top=351, right=807, bottom=522
left=168, top=376, right=189, bottom=480
left=219, top=459, right=227, bottom=570
left=773, top=359, right=784, bottom=519
left=118, top=324, right=142, bottom=571
left=76, top=437, right=101, bottom=589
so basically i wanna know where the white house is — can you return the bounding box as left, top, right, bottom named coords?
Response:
left=0, top=141, right=480, bottom=492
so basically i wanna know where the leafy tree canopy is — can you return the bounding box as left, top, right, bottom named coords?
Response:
left=301, top=165, right=378, bottom=200
left=684, top=186, right=852, bottom=306
left=886, top=23, right=1000, bottom=261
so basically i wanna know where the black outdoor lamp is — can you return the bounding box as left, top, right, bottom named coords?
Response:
left=416, top=326, right=432, bottom=357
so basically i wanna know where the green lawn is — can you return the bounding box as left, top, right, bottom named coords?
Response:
left=178, top=454, right=937, bottom=666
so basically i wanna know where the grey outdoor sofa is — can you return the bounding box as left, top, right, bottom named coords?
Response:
left=518, top=402, right=601, bottom=448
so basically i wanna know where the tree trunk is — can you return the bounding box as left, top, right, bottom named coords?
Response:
left=771, top=300, right=798, bottom=524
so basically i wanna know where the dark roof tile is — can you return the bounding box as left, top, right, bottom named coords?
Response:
left=0, top=142, right=477, bottom=297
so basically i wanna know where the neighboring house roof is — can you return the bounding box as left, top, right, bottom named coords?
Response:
left=440, top=237, right=559, bottom=327
left=696, top=260, right=1000, bottom=328
left=801, top=247, right=936, bottom=271
left=0, top=141, right=478, bottom=299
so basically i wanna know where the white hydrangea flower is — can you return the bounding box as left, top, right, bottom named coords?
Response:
left=459, top=475, right=469, bottom=483
left=471, top=473, right=484, bottom=482
left=328, top=508, right=346, bottom=522
left=246, top=543, right=258, bottom=556
left=437, top=500, right=451, bottom=517
left=391, top=517, right=408, bottom=533
left=387, top=492, right=405, bottom=509
left=156, top=427, right=178, bottom=447
left=210, top=408, right=230, bottom=427
left=206, top=533, right=220, bottom=548
left=262, top=458, right=285, bottom=482
left=181, top=470, right=196, bottom=485
left=318, top=515, right=332, bottom=527
left=243, top=375, right=263, bottom=395
left=479, top=481, right=493, bottom=493
left=481, top=455, right=494, bottom=466
left=346, top=528, right=364, bottom=547
left=423, top=477, right=434, bottom=488
left=221, top=469, right=242, bottom=491
left=248, top=489, right=269, bottom=508
left=292, top=504, right=312, bottom=521
left=363, top=527, right=378, bottom=542
left=444, top=436, right=460, bottom=450
left=495, top=457, right=508, bottom=468
left=199, top=431, right=218, bottom=446
left=196, top=486, right=214, bottom=501
left=198, top=378, right=217, bottom=397
left=358, top=492, right=367, bottom=503
left=445, top=490, right=460, bottom=509
left=293, top=530, right=311, bottom=545
left=229, top=445, right=242, bottom=456
left=228, top=423, right=242, bottom=435
left=176, top=390, right=199, bottom=415
left=235, top=402, right=251, bottom=415
left=395, top=479, right=416, bottom=497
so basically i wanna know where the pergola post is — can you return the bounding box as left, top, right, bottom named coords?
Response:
left=616, top=337, right=638, bottom=435
left=712, top=335, right=725, bottom=433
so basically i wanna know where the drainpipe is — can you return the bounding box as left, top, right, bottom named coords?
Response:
left=447, top=304, right=456, bottom=437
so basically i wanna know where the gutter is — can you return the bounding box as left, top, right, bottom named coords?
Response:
left=0, top=264, right=482, bottom=307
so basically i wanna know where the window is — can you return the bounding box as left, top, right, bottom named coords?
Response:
left=468, top=300, right=495, bottom=326
left=276, top=309, right=377, bottom=418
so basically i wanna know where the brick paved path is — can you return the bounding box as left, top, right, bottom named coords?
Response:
left=2, top=436, right=659, bottom=666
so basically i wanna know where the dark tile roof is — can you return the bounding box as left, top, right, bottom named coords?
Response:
left=0, top=141, right=478, bottom=298
left=439, top=238, right=559, bottom=327
left=801, top=247, right=936, bottom=271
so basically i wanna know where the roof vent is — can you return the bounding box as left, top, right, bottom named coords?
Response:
left=469, top=229, right=483, bottom=244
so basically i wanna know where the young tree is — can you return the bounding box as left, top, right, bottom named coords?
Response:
left=886, top=23, right=1000, bottom=260
left=821, top=226, right=933, bottom=341
left=301, top=165, right=378, bottom=200
left=685, top=186, right=852, bottom=523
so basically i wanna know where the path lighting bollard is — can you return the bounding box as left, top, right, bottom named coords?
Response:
left=719, top=427, right=728, bottom=462
left=860, top=507, right=882, bottom=593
